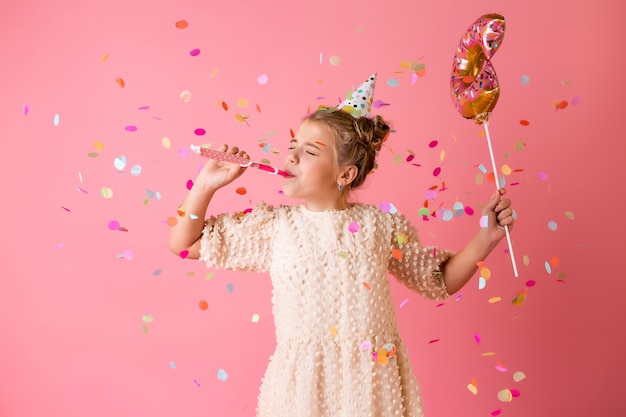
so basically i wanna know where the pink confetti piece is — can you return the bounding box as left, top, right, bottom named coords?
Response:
left=428, top=140, right=438, bottom=148
left=186, top=179, right=194, bottom=190
left=432, top=167, right=441, bottom=176
left=491, top=410, right=502, bottom=416
left=257, top=73, right=269, bottom=85
left=180, top=250, right=189, bottom=259
left=348, top=222, right=360, bottom=233
left=125, top=125, right=137, bottom=132
left=108, top=220, right=120, bottom=230
left=190, top=48, right=201, bottom=56
left=193, top=379, right=201, bottom=387
left=537, top=172, right=549, bottom=180
left=428, top=339, right=440, bottom=344
left=138, top=105, right=150, bottom=110
left=61, top=206, right=71, bottom=212
left=194, top=128, right=206, bottom=136
left=23, top=104, right=30, bottom=116
left=473, top=333, right=481, bottom=344
left=510, top=389, right=521, bottom=397
left=399, top=298, right=409, bottom=308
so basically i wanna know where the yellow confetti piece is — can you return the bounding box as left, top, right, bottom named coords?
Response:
left=565, top=210, right=575, bottom=220
left=497, top=389, right=513, bottom=402
left=399, top=61, right=411, bottom=69
left=142, top=314, right=154, bottom=323
left=234, top=114, right=249, bottom=123
left=488, top=297, right=502, bottom=303
left=523, top=255, right=530, bottom=266
left=501, top=164, right=512, bottom=175
left=237, top=98, right=249, bottom=108
left=94, top=141, right=105, bottom=151
left=481, top=352, right=496, bottom=356
left=330, top=327, right=338, bottom=337
left=513, top=371, right=526, bottom=382
left=100, top=53, right=109, bottom=63
left=162, top=137, right=171, bottom=149
left=329, top=55, right=341, bottom=66
left=210, top=67, right=219, bottom=78
left=100, top=187, right=114, bottom=199
left=467, top=383, right=478, bottom=395
left=396, top=232, right=407, bottom=245
left=440, top=150, right=445, bottom=162
left=205, top=272, right=215, bottom=281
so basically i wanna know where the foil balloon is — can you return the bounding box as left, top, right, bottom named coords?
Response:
left=450, top=13, right=505, bottom=124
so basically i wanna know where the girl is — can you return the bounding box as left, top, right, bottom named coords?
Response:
left=169, top=108, right=515, bottom=417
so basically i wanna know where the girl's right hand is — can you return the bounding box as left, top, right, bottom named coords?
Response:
left=195, top=144, right=250, bottom=191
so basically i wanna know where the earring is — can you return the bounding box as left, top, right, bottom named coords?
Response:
left=338, top=183, right=344, bottom=190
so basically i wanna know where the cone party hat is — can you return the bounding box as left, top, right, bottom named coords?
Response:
left=337, top=73, right=377, bottom=118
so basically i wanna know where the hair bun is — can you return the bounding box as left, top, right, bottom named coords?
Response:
left=354, top=116, right=389, bottom=152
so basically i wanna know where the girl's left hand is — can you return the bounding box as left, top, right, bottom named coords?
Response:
left=482, top=188, right=515, bottom=241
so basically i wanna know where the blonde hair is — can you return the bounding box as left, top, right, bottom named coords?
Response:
left=304, top=109, right=391, bottom=189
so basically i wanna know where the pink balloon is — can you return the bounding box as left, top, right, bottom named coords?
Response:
left=450, top=14, right=505, bottom=124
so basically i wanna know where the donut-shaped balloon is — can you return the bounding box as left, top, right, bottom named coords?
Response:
left=450, top=14, right=505, bottom=124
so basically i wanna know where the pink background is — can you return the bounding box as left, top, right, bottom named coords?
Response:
left=1, top=0, right=623, bottom=416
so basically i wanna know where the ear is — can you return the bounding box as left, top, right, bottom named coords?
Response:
left=338, top=165, right=358, bottom=186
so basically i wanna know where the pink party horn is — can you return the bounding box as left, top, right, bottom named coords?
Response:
left=190, top=145, right=292, bottom=177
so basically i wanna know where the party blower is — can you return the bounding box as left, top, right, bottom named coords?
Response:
left=450, top=13, right=519, bottom=277
left=190, top=145, right=293, bottom=177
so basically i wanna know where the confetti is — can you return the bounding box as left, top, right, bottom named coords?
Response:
left=180, top=90, right=191, bottom=102
left=513, top=371, right=526, bottom=382
left=170, top=361, right=176, bottom=369
left=329, top=55, right=340, bottom=66
left=257, top=73, right=269, bottom=85
left=115, top=78, right=125, bottom=88
left=100, top=187, right=114, bottom=199
left=199, top=300, right=208, bottom=310
left=175, top=20, right=188, bottom=29
left=125, top=125, right=137, bottom=132
left=348, top=222, right=360, bottom=233
left=399, top=298, right=409, bottom=308
left=521, top=75, right=530, bottom=85
left=189, top=48, right=201, bottom=56
left=251, top=314, right=261, bottom=322
left=53, top=114, right=60, bottom=126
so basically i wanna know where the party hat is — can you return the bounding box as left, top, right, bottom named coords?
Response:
left=338, top=73, right=377, bottom=118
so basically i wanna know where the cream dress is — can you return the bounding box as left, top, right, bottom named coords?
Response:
left=199, top=203, right=452, bottom=417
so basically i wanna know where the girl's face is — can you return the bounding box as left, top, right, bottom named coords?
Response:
left=282, top=120, right=345, bottom=210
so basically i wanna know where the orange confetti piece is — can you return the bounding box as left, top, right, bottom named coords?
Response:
left=557, top=100, right=568, bottom=109
left=175, top=20, right=188, bottom=29
left=391, top=249, right=403, bottom=260
left=362, top=282, right=372, bottom=291
left=330, top=327, right=338, bottom=337
left=177, top=205, right=186, bottom=217
left=549, top=256, right=560, bottom=267
left=221, top=101, right=229, bottom=111
left=115, top=78, right=125, bottom=88
left=519, top=119, right=530, bottom=126
left=166, top=217, right=178, bottom=227
left=235, top=187, right=247, bottom=195
left=198, top=300, right=208, bottom=310
left=256, top=104, right=261, bottom=113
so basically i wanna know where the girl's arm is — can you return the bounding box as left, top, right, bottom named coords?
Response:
left=442, top=188, right=514, bottom=294
left=169, top=145, right=249, bottom=259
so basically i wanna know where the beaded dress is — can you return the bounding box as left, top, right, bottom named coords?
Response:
left=199, top=202, right=452, bottom=417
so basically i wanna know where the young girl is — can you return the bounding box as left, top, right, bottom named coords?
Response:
left=169, top=107, right=514, bottom=417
